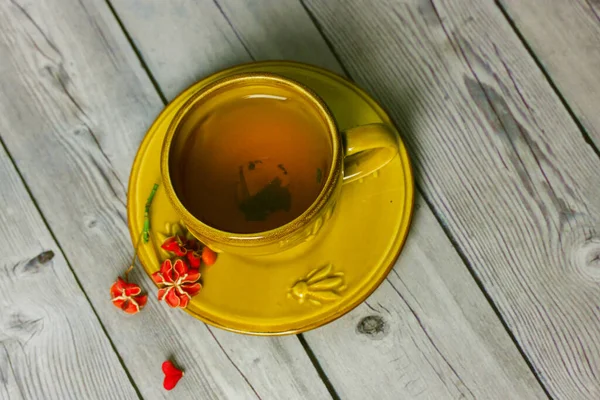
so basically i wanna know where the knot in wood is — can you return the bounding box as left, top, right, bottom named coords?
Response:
left=577, top=238, right=600, bottom=281
left=357, top=315, right=387, bottom=339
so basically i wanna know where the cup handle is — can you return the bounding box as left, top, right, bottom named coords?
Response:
left=341, top=123, right=398, bottom=183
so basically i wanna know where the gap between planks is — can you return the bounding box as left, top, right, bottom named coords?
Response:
left=300, top=0, right=552, bottom=395
left=493, top=0, right=600, bottom=161
left=0, top=133, right=143, bottom=399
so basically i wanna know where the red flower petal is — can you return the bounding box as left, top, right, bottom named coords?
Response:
left=181, top=282, right=202, bottom=297
left=136, top=294, right=148, bottom=309
left=110, top=277, right=126, bottom=298
left=122, top=299, right=140, bottom=314
left=162, top=360, right=184, bottom=391
left=186, top=251, right=201, bottom=269
left=165, top=289, right=181, bottom=308
left=178, top=293, right=190, bottom=308
left=161, top=236, right=187, bottom=257
left=163, top=371, right=182, bottom=390
left=173, top=259, right=188, bottom=278
left=152, top=271, right=165, bottom=285
left=182, top=270, right=200, bottom=284
left=162, top=237, right=175, bottom=249
left=112, top=297, right=126, bottom=309
left=159, top=258, right=171, bottom=275
left=201, top=247, right=217, bottom=266
left=162, top=359, right=181, bottom=375
left=159, top=259, right=176, bottom=284
left=123, top=284, right=142, bottom=297
left=157, top=287, right=170, bottom=301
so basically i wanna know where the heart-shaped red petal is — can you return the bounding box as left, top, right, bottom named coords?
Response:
left=162, top=360, right=184, bottom=390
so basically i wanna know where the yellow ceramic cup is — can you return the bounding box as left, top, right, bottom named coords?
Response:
left=161, top=73, right=398, bottom=256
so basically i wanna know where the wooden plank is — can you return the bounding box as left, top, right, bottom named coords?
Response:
left=109, top=0, right=342, bottom=100
left=110, top=0, right=548, bottom=398
left=0, top=144, right=138, bottom=398
left=305, top=196, right=548, bottom=399
left=299, top=0, right=600, bottom=398
left=0, top=0, right=330, bottom=398
left=498, top=0, right=600, bottom=148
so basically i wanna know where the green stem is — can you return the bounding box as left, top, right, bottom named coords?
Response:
left=143, top=183, right=159, bottom=243
left=125, top=183, right=159, bottom=281
left=124, top=233, right=143, bottom=282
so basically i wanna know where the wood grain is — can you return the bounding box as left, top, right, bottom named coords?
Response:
left=109, top=0, right=343, bottom=100
left=110, top=0, right=548, bottom=398
left=498, top=0, right=600, bottom=149
left=0, top=0, right=330, bottom=398
left=0, top=144, right=138, bottom=398
left=300, top=0, right=600, bottom=397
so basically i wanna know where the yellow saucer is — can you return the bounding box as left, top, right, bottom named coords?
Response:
left=127, top=61, right=414, bottom=335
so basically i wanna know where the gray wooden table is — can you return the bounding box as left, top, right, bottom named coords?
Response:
left=1, top=0, right=598, bottom=399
